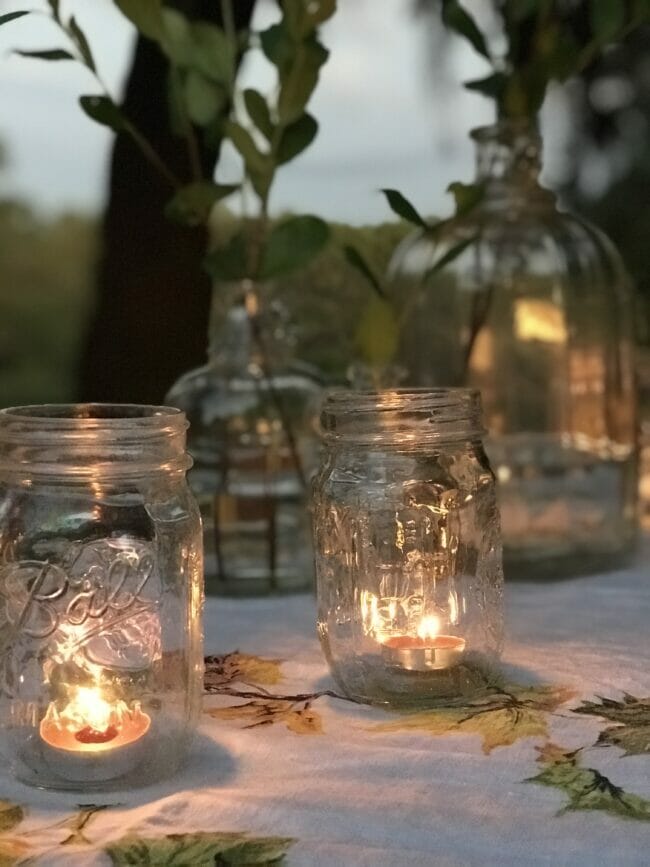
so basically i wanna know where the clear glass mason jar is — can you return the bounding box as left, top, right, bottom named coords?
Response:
left=312, top=389, right=504, bottom=708
left=166, top=280, right=321, bottom=597
left=0, top=405, right=203, bottom=791
left=388, top=120, right=637, bottom=580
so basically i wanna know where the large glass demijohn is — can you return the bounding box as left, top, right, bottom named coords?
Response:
left=388, top=120, right=637, bottom=580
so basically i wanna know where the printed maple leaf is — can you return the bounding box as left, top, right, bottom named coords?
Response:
left=372, top=683, right=575, bottom=754
left=527, top=742, right=650, bottom=821
left=573, top=694, right=650, bottom=756
left=204, top=652, right=283, bottom=693
left=206, top=699, right=323, bottom=735
left=60, top=804, right=114, bottom=846
left=105, top=830, right=294, bottom=866
left=0, top=801, right=28, bottom=867
left=0, top=803, right=23, bottom=835
left=0, top=837, right=31, bottom=867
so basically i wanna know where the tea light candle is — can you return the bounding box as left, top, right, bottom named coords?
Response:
left=380, top=615, right=466, bottom=672
left=40, top=686, right=150, bottom=783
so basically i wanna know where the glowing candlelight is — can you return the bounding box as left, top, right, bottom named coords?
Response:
left=40, top=687, right=150, bottom=754
left=380, top=613, right=466, bottom=672
left=39, top=684, right=151, bottom=783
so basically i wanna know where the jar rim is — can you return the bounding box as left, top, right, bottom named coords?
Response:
left=320, top=388, right=485, bottom=446
left=0, top=404, right=191, bottom=479
left=0, top=404, right=187, bottom=428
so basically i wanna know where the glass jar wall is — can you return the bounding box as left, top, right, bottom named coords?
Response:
left=167, top=281, right=321, bottom=596
left=312, top=389, right=503, bottom=708
left=0, top=405, right=203, bottom=791
left=388, top=120, right=637, bottom=580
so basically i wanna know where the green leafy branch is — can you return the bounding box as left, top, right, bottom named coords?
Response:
left=4, top=0, right=335, bottom=281
left=344, top=182, right=484, bottom=377
left=441, top=0, right=650, bottom=119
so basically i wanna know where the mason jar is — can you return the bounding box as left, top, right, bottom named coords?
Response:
left=0, top=405, right=203, bottom=790
left=312, top=389, right=503, bottom=707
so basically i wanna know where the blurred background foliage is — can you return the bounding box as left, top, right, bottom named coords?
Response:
left=0, top=0, right=649, bottom=405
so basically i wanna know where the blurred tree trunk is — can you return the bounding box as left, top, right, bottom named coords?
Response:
left=78, top=0, right=256, bottom=404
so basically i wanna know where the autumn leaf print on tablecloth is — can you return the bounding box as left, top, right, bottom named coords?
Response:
left=527, top=742, right=650, bottom=821
left=105, top=830, right=294, bottom=866
left=573, top=694, right=650, bottom=756
left=204, top=652, right=283, bottom=692
left=206, top=697, right=323, bottom=735
left=372, top=683, right=575, bottom=753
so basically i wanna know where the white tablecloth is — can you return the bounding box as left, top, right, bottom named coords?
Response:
left=1, top=552, right=649, bottom=866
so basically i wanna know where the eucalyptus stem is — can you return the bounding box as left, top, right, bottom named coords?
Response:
left=123, top=121, right=182, bottom=190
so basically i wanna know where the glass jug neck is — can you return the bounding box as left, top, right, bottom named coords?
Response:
left=207, top=281, right=257, bottom=370
left=320, top=389, right=485, bottom=447
left=207, top=281, right=293, bottom=372
left=0, top=404, right=191, bottom=480
left=472, top=120, right=550, bottom=204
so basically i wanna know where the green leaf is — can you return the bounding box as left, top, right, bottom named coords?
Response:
left=343, top=245, right=385, bottom=298
left=105, top=831, right=294, bottom=866
left=260, top=22, right=294, bottom=73
left=79, top=95, right=127, bottom=132
left=447, top=181, right=485, bottom=217
left=166, top=181, right=238, bottom=226
left=187, top=21, right=235, bottom=85
left=69, top=16, right=96, bottom=72
left=113, top=0, right=163, bottom=41
left=464, top=71, right=507, bottom=101
left=283, top=0, right=337, bottom=38
left=184, top=71, right=226, bottom=126
left=244, top=89, right=274, bottom=140
left=15, top=49, right=74, bottom=61
left=259, top=215, right=329, bottom=279
left=160, top=8, right=192, bottom=65
left=276, top=113, right=318, bottom=164
left=225, top=121, right=268, bottom=174
left=441, top=0, right=490, bottom=59
left=203, top=232, right=249, bottom=282
left=381, top=189, right=428, bottom=228
left=226, top=121, right=273, bottom=198
left=589, top=0, right=625, bottom=41
left=527, top=743, right=650, bottom=821
left=277, top=37, right=329, bottom=124
left=424, top=234, right=477, bottom=282
left=302, top=0, right=337, bottom=31
left=0, top=800, right=24, bottom=833
left=355, top=296, right=400, bottom=367
left=0, top=11, right=30, bottom=26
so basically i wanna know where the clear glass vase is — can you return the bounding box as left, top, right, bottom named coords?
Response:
left=0, top=404, right=203, bottom=791
left=312, top=389, right=504, bottom=708
left=388, top=120, right=637, bottom=580
left=166, top=281, right=321, bottom=596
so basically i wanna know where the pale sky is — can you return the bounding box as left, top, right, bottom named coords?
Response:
left=0, top=0, right=563, bottom=224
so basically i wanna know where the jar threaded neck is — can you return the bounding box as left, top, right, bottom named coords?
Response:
left=0, top=404, right=191, bottom=478
left=320, top=389, right=484, bottom=445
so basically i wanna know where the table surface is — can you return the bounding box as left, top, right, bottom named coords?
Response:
left=2, top=553, right=649, bottom=867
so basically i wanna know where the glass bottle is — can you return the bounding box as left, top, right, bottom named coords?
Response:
left=388, top=120, right=637, bottom=580
left=166, top=281, right=321, bottom=596
left=0, top=404, right=203, bottom=791
left=312, top=389, right=504, bottom=708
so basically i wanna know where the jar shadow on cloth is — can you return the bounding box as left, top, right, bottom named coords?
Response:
left=9, top=731, right=238, bottom=805
left=312, top=661, right=547, bottom=711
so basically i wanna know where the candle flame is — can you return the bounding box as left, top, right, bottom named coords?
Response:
left=46, top=686, right=130, bottom=736
left=416, top=615, right=440, bottom=640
